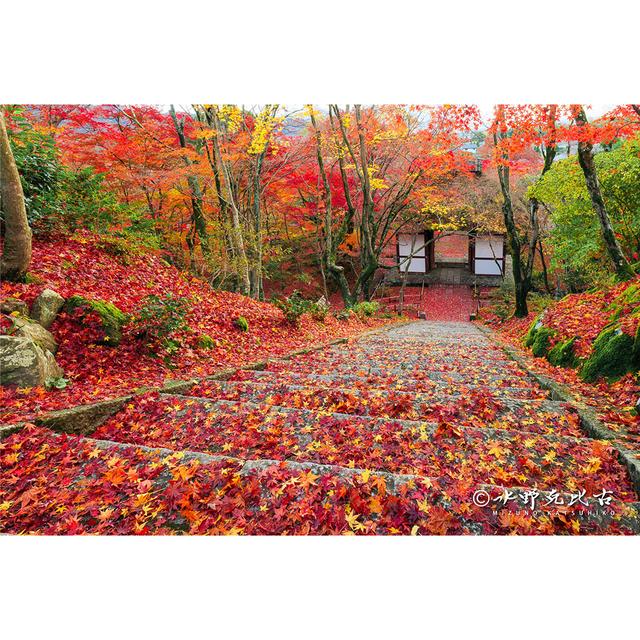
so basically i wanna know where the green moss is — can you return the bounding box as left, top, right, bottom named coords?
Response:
left=547, top=336, right=578, bottom=368
left=580, top=325, right=636, bottom=382
left=524, top=315, right=544, bottom=347
left=24, top=272, right=45, bottom=285
left=234, top=316, right=249, bottom=332
left=530, top=327, right=556, bottom=358
left=197, top=334, right=216, bottom=349
left=66, top=295, right=128, bottom=346
left=606, top=283, right=640, bottom=322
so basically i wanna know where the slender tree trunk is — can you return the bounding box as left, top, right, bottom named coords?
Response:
left=206, top=108, right=251, bottom=296
left=251, top=153, right=265, bottom=299
left=169, top=105, right=211, bottom=264
left=309, top=106, right=354, bottom=306
left=0, top=109, right=32, bottom=282
left=574, top=106, right=634, bottom=280
left=538, top=237, right=552, bottom=294
left=496, top=156, right=528, bottom=317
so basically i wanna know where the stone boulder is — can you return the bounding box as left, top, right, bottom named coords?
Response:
left=11, top=316, right=58, bottom=354
left=0, top=335, right=63, bottom=388
left=0, top=297, right=29, bottom=316
left=31, top=288, right=65, bottom=329
left=65, top=296, right=128, bottom=346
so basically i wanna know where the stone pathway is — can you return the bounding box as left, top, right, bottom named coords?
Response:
left=2, top=321, right=639, bottom=534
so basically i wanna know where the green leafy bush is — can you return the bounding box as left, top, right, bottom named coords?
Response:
left=197, top=334, right=217, bottom=349
left=235, top=316, right=249, bottom=332
left=133, top=294, right=191, bottom=346
left=272, top=291, right=311, bottom=326
left=45, top=377, right=70, bottom=390
left=352, top=301, right=380, bottom=318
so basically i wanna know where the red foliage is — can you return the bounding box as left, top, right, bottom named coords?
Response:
left=0, top=233, right=396, bottom=423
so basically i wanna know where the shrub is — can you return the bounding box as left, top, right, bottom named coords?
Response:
left=309, top=297, right=329, bottom=322
left=335, top=309, right=353, bottom=322
left=45, top=376, right=70, bottom=390
left=235, top=316, right=249, bottom=332
left=133, top=294, right=191, bottom=346
left=272, top=291, right=311, bottom=326
left=352, top=301, right=379, bottom=318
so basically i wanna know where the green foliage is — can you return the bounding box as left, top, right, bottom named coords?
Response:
left=6, top=110, right=62, bottom=227
left=234, top=316, right=249, bottom=332
left=66, top=295, right=129, bottom=346
left=335, top=309, right=353, bottom=322
left=58, top=168, right=128, bottom=233
left=197, top=334, right=217, bottom=349
left=530, top=327, right=556, bottom=358
left=45, top=376, right=70, bottom=390
left=547, top=336, right=578, bottom=368
left=272, top=291, right=312, bottom=326
left=580, top=325, right=637, bottom=382
left=134, top=294, right=191, bottom=345
left=352, top=301, right=380, bottom=318
left=530, top=136, right=640, bottom=289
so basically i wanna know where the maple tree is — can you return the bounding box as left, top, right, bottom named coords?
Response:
left=2, top=103, right=640, bottom=537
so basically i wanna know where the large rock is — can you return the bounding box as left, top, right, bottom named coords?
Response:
left=0, top=297, right=29, bottom=316
left=0, top=335, right=63, bottom=388
left=65, top=296, right=128, bottom=346
left=12, top=316, right=58, bottom=354
left=31, top=289, right=65, bottom=329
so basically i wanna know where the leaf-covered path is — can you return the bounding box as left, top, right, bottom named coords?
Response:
left=2, top=321, right=640, bottom=534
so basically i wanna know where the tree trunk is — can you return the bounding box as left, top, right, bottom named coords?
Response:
left=495, top=127, right=528, bottom=318
left=0, top=109, right=32, bottom=282
left=309, top=106, right=354, bottom=306
left=538, top=238, right=552, bottom=294
left=574, top=106, right=634, bottom=280
left=169, top=106, right=211, bottom=264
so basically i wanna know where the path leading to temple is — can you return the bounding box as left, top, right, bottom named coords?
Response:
left=1, top=321, right=639, bottom=534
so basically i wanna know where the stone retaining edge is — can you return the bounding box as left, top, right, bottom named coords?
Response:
left=478, top=323, right=640, bottom=499
left=0, top=317, right=414, bottom=439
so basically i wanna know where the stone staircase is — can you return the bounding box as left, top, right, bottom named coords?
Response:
left=2, top=321, right=639, bottom=534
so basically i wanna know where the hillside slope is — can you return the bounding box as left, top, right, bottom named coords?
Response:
left=482, top=279, right=640, bottom=450
left=0, top=233, right=395, bottom=422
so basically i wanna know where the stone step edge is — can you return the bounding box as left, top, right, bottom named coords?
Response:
left=153, top=394, right=606, bottom=447
left=47, top=432, right=640, bottom=509
left=0, top=319, right=414, bottom=439
left=175, top=378, right=573, bottom=413
left=477, top=323, right=640, bottom=499
left=224, top=369, right=546, bottom=397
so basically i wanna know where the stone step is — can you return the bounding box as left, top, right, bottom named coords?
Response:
left=228, top=368, right=549, bottom=400
left=90, top=392, right=638, bottom=500
left=178, top=379, right=584, bottom=438
left=1, top=425, right=638, bottom=535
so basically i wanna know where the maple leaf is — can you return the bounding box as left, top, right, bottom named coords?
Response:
left=345, top=505, right=365, bottom=532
